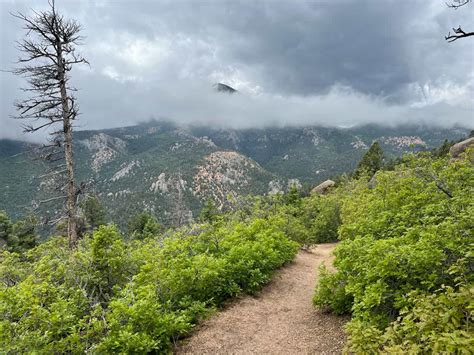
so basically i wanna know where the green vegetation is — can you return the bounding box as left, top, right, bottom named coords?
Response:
left=1, top=132, right=472, bottom=353
left=313, top=148, right=474, bottom=353
left=0, top=123, right=467, bottom=227
left=0, top=166, right=349, bottom=352
left=127, top=211, right=163, bottom=240
left=0, top=214, right=299, bottom=352
left=80, top=195, right=107, bottom=232
left=0, top=211, right=38, bottom=253
left=354, top=141, right=384, bottom=177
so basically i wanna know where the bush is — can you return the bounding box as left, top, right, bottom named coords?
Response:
left=95, top=218, right=298, bottom=352
left=381, top=285, right=474, bottom=353
left=313, top=152, right=474, bottom=352
left=313, top=265, right=352, bottom=315
left=0, top=216, right=298, bottom=353
left=302, top=195, right=341, bottom=244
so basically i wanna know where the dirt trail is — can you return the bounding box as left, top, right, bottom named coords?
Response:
left=175, top=243, right=348, bottom=354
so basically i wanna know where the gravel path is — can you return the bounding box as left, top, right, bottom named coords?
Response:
left=175, top=243, right=348, bottom=354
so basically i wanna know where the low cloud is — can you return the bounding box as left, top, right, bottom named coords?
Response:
left=69, top=74, right=473, bottom=133
left=1, top=0, right=473, bottom=140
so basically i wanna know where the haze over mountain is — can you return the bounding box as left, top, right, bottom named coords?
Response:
left=1, top=0, right=473, bottom=140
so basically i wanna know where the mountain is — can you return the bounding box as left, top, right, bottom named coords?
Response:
left=213, top=83, right=237, bottom=93
left=0, top=122, right=469, bottom=227
left=191, top=123, right=469, bottom=183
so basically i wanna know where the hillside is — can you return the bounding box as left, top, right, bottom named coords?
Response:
left=1, top=141, right=472, bottom=353
left=0, top=122, right=468, bottom=226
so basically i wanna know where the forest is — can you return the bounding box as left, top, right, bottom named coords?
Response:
left=1, top=136, right=472, bottom=353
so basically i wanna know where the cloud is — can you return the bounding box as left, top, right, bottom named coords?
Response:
left=0, top=0, right=473, bottom=140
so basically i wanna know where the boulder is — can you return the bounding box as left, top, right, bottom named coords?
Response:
left=311, top=179, right=335, bottom=195
left=367, top=175, right=377, bottom=189
left=449, top=137, right=474, bottom=158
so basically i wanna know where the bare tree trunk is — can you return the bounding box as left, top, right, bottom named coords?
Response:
left=57, top=33, right=78, bottom=248
left=62, top=97, right=78, bottom=247
left=12, top=1, right=88, bottom=248
left=171, top=172, right=187, bottom=227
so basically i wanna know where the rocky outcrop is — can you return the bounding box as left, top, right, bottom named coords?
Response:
left=213, top=83, right=237, bottom=94
left=150, top=173, right=169, bottom=193
left=172, top=130, right=217, bottom=149
left=449, top=137, right=474, bottom=158
left=80, top=133, right=127, bottom=173
left=311, top=180, right=335, bottom=195
left=193, top=151, right=263, bottom=207
left=287, top=179, right=302, bottom=190
left=111, top=160, right=140, bottom=182
left=268, top=180, right=283, bottom=195
left=351, top=136, right=368, bottom=149
left=380, top=136, right=426, bottom=150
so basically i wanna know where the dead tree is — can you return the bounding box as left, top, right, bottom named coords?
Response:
left=12, top=0, right=88, bottom=248
left=445, top=0, right=474, bottom=42
left=170, top=172, right=188, bottom=227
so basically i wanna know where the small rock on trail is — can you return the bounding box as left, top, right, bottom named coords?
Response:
left=175, top=243, right=348, bottom=354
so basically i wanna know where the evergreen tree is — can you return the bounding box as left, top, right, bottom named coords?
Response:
left=81, top=195, right=107, bottom=232
left=141, top=218, right=162, bottom=239
left=355, top=141, right=384, bottom=177
left=127, top=212, right=162, bottom=240
left=199, top=199, right=219, bottom=223
left=284, top=185, right=302, bottom=206
left=431, top=139, right=453, bottom=158
left=0, top=211, right=13, bottom=249
left=12, top=215, right=38, bottom=252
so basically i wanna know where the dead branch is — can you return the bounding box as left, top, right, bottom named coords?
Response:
left=445, top=1, right=473, bottom=42
left=445, top=26, right=474, bottom=42
left=446, top=0, right=471, bottom=9
left=11, top=0, right=88, bottom=248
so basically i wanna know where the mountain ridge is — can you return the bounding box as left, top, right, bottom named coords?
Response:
left=0, top=121, right=469, bottom=227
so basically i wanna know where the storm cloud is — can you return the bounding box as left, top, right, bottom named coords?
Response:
left=0, top=0, right=473, bottom=139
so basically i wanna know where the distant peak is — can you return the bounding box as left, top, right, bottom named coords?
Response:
left=213, top=83, right=237, bottom=94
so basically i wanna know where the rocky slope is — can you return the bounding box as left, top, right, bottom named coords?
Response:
left=0, top=122, right=468, bottom=227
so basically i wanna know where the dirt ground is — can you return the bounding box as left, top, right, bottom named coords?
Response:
left=175, top=243, right=348, bottom=354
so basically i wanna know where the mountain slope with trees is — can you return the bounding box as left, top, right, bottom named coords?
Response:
left=0, top=122, right=468, bottom=230
left=0, top=134, right=472, bottom=353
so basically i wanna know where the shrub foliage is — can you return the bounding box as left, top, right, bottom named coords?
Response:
left=0, top=218, right=298, bottom=352
left=314, top=150, right=474, bottom=353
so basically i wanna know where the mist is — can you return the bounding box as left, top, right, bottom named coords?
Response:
left=1, top=0, right=473, bottom=140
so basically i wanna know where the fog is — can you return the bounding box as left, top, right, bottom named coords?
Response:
left=1, top=0, right=473, bottom=140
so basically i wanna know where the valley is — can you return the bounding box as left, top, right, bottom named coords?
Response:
left=0, top=122, right=468, bottom=227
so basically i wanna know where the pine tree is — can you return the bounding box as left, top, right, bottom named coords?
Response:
left=355, top=141, right=384, bottom=177
left=199, top=199, right=218, bottom=223
left=12, top=215, right=38, bottom=252
left=81, top=195, right=107, bottom=232
left=0, top=211, right=13, bottom=249
left=432, top=139, right=453, bottom=157
left=285, top=185, right=302, bottom=206
left=127, top=212, right=161, bottom=240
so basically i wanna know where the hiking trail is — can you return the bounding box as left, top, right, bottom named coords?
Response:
left=175, top=243, right=348, bottom=354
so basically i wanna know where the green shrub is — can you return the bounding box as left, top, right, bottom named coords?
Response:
left=0, top=216, right=298, bottom=353
left=314, top=151, right=474, bottom=352
left=302, top=195, right=341, bottom=243
left=381, top=285, right=474, bottom=353
left=313, top=265, right=352, bottom=315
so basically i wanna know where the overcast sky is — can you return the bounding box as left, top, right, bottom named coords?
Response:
left=0, top=0, right=473, bottom=140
